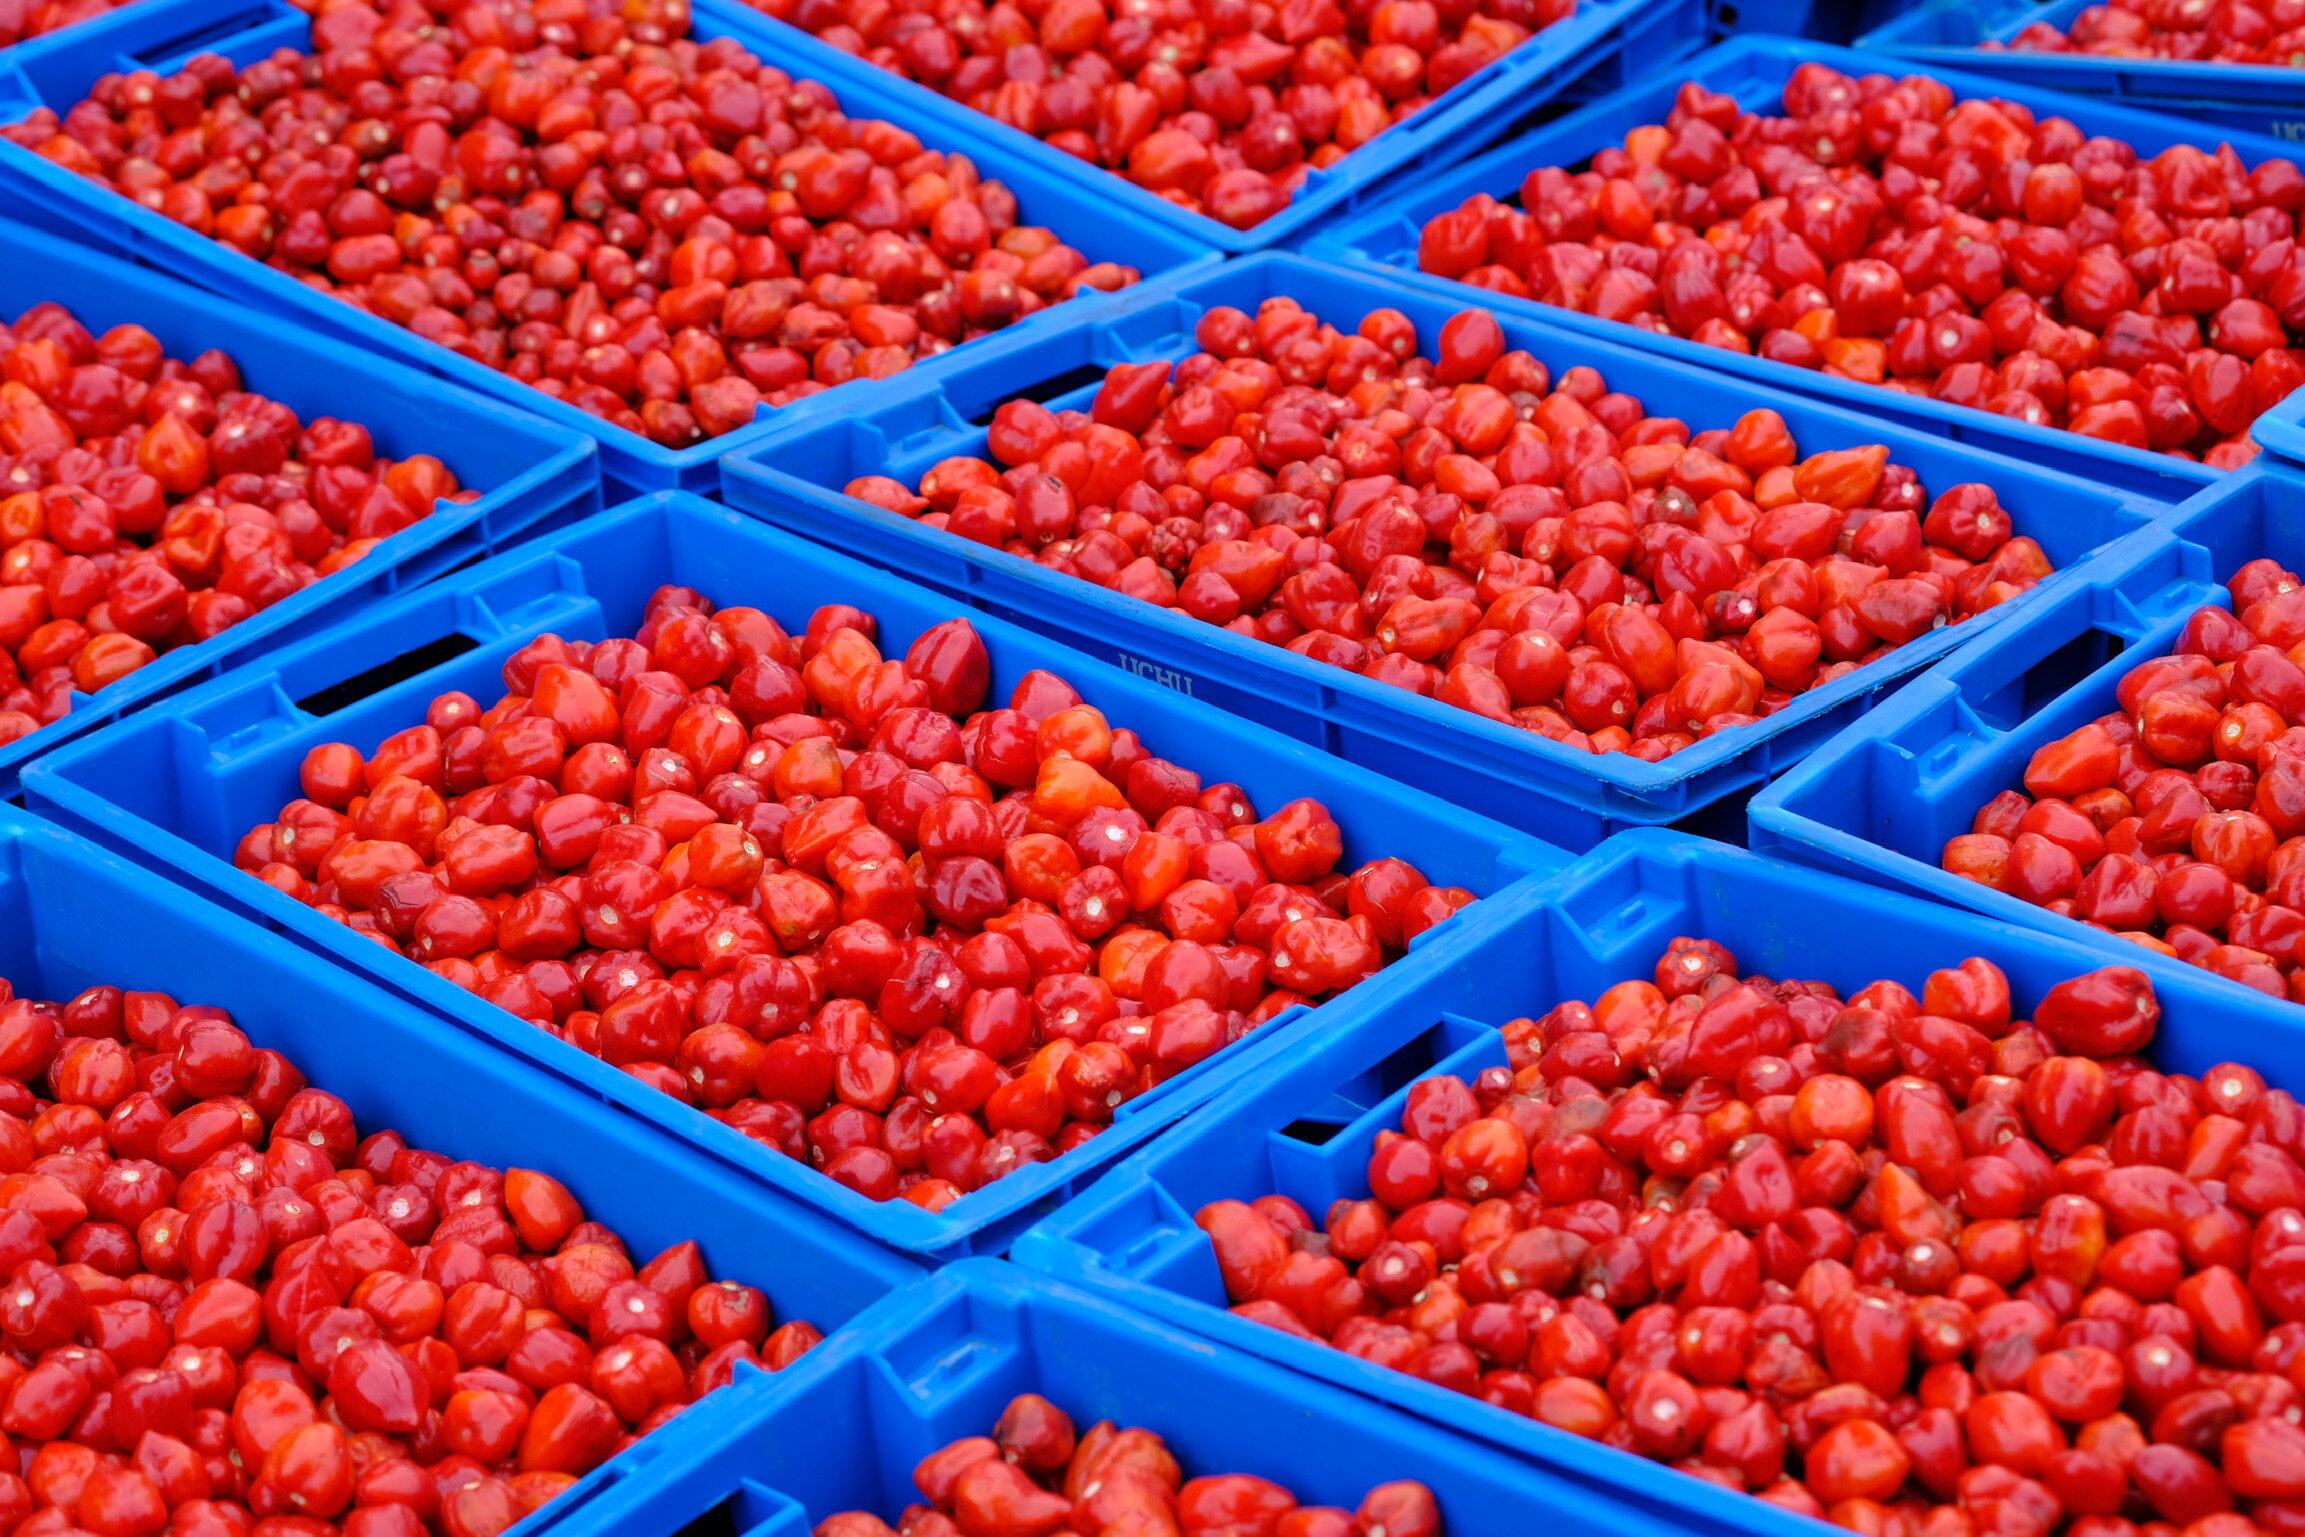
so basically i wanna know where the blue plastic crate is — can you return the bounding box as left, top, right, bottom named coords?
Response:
left=1306, top=35, right=2305, bottom=505
left=721, top=252, right=2166, bottom=852
left=1859, top=0, right=2305, bottom=143
left=1748, top=459, right=2305, bottom=1008
left=634, top=0, right=1708, bottom=259
left=0, top=214, right=598, bottom=799
left=0, top=806, right=923, bottom=1535
left=0, top=0, right=1215, bottom=501
left=17, top=489, right=1562, bottom=1262
left=519, top=1259, right=1778, bottom=1537
left=1010, top=826, right=2305, bottom=1535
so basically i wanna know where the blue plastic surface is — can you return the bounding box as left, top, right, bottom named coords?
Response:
left=520, top=1258, right=1779, bottom=1537
left=19, top=489, right=1563, bottom=1262
left=721, top=252, right=2166, bottom=851
left=0, top=0, right=1215, bottom=500
left=641, top=0, right=1708, bottom=258
left=1306, top=35, right=2304, bottom=505
left=1859, top=0, right=2305, bottom=143
left=0, top=807, right=922, bottom=1535
left=0, top=214, right=599, bottom=800
left=1749, top=459, right=2305, bottom=1008
left=1012, top=827, right=2305, bottom=1531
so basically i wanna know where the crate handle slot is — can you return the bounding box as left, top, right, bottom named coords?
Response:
left=1031, top=1176, right=1207, bottom=1279
left=885, top=399, right=970, bottom=461
left=734, top=1494, right=814, bottom=1537
left=1110, top=1221, right=1197, bottom=1276
left=1918, top=728, right=1969, bottom=782
left=962, top=361, right=1117, bottom=426
left=1969, top=625, right=2130, bottom=735
left=1278, top=1114, right=1352, bottom=1146
left=1099, top=1184, right=1207, bottom=1277
left=879, top=1334, right=1009, bottom=1411
left=293, top=633, right=483, bottom=716
left=680, top=1480, right=811, bottom=1537
left=126, top=3, right=287, bottom=66
left=1570, top=891, right=1657, bottom=951
left=2119, top=576, right=2214, bottom=633
left=1265, top=1015, right=1505, bottom=1214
